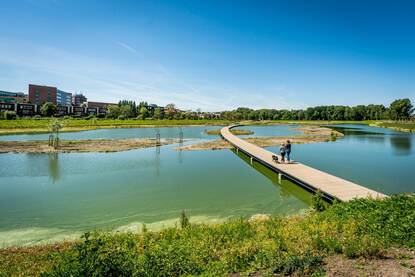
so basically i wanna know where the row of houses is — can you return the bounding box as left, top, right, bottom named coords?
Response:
left=0, top=84, right=171, bottom=117
left=1, top=84, right=221, bottom=118
left=1, top=85, right=90, bottom=107
left=0, top=102, right=118, bottom=117
left=0, top=84, right=118, bottom=116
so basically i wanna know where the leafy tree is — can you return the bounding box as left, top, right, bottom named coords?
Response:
left=217, top=99, right=413, bottom=121
left=153, top=107, right=163, bottom=119
left=389, top=98, right=414, bottom=120
left=40, top=102, right=57, bottom=117
left=138, top=106, right=149, bottom=119
left=106, top=105, right=121, bottom=119
left=165, top=103, right=178, bottom=119
left=118, top=100, right=137, bottom=118
left=120, top=105, right=133, bottom=118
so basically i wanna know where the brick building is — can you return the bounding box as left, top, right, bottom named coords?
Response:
left=28, top=84, right=57, bottom=105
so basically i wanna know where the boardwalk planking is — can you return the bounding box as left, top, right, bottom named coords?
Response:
left=221, top=125, right=386, bottom=202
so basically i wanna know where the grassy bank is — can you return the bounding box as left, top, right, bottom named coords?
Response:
left=1, top=195, right=415, bottom=276
left=0, top=119, right=231, bottom=135
left=1, top=119, right=412, bottom=136
left=373, top=121, right=415, bottom=132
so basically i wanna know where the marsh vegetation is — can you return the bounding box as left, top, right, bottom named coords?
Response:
left=1, top=195, right=415, bottom=276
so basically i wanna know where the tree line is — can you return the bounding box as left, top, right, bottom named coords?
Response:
left=106, top=102, right=211, bottom=120
left=2, top=98, right=413, bottom=121
left=219, top=99, right=414, bottom=121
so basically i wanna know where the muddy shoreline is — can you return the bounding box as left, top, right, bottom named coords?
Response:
left=0, top=138, right=178, bottom=154
left=0, top=125, right=342, bottom=153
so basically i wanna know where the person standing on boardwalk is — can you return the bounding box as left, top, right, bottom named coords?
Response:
left=285, top=140, right=292, bottom=163
left=279, top=143, right=286, bottom=162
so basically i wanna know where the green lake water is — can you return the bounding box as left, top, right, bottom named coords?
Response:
left=0, top=124, right=414, bottom=247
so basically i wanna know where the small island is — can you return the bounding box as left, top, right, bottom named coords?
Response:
left=0, top=138, right=178, bottom=154
left=204, top=128, right=254, bottom=135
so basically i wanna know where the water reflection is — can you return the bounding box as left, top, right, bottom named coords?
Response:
left=155, top=145, right=160, bottom=176
left=390, top=135, right=412, bottom=155
left=48, top=153, right=60, bottom=183
left=231, top=149, right=312, bottom=206
left=329, top=126, right=386, bottom=144
left=328, top=125, right=386, bottom=136
left=331, top=124, right=413, bottom=154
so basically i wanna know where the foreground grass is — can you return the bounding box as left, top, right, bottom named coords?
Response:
left=1, top=195, right=415, bottom=276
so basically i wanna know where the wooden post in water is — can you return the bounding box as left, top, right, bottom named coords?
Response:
left=178, top=127, right=183, bottom=143
left=155, top=127, right=161, bottom=146
left=48, top=134, right=54, bottom=147
left=53, top=137, right=59, bottom=149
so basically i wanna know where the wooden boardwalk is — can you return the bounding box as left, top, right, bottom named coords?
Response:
left=221, top=125, right=386, bottom=202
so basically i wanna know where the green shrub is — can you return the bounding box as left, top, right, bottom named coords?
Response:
left=10, top=195, right=415, bottom=276
left=40, top=102, right=57, bottom=116
left=273, top=254, right=323, bottom=276
left=3, top=111, right=17, bottom=120
left=311, top=190, right=327, bottom=212
left=180, top=210, right=190, bottom=228
left=43, top=232, right=138, bottom=276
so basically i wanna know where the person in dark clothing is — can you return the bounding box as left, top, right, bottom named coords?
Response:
left=279, top=143, right=286, bottom=162
left=285, top=140, right=292, bottom=163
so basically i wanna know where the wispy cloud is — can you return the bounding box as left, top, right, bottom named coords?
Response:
left=116, top=42, right=142, bottom=58
left=0, top=38, right=302, bottom=111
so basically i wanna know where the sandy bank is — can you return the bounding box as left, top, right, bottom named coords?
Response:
left=176, top=125, right=343, bottom=151
left=291, top=125, right=344, bottom=137
left=0, top=138, right=178, bottom=154
left=175, top=135, right=335, bottom=151
left=204, top=129, right=254, bottom=135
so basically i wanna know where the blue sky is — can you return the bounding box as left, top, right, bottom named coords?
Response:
left=0, top=0, right=414, bottom=111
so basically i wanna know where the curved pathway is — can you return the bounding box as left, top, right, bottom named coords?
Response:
left=221, top=125, right=386, bottom=202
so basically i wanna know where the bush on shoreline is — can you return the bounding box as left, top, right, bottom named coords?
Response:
left=1, top=194, right=412, bottom=276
